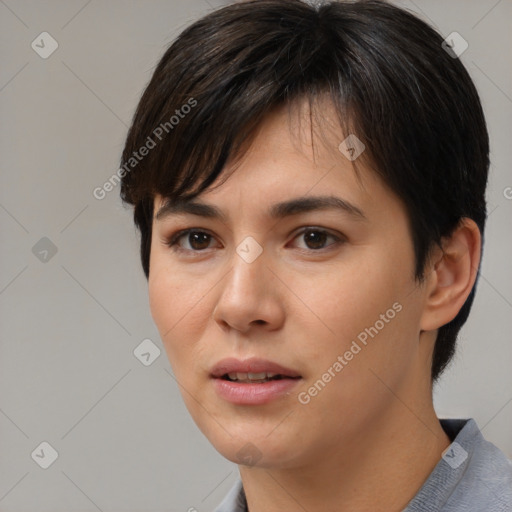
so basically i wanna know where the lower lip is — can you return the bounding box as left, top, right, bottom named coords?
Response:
left=212, top=377, right=301, bottom=405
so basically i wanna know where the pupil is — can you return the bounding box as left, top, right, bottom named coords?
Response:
left=305, top=230, right=327, bottom=249
left=190, top=232, right=210, bottom=250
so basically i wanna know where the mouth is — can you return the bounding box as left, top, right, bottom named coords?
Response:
left=210, top=357, right=302, bottom=381
left=220, top=372, right=301, bottom=383
left=210, top=358, right=302, bottom=405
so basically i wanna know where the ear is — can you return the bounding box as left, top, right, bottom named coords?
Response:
left=420, top=218, right=482, bottom=331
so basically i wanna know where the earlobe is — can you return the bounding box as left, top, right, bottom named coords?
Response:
left=420, top=218, right=481, bottom=331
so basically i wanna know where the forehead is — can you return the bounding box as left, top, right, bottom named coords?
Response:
left=154, top=99, right=401, bottom=223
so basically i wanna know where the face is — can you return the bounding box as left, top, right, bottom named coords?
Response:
left=148, top=101, right=432, bottom=469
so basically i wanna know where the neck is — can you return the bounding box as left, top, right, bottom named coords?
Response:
left=239, top=367, right=451, bottom=512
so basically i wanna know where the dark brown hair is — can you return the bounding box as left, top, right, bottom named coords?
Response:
left=120, top=0, right=489, bottom=383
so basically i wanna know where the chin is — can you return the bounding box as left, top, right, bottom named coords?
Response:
left=201, top=423, right=301, bottom=469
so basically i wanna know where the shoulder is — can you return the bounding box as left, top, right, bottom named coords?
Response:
left=447, top=418, right=512, bottom=511
left=405, top=418, right=512, bottom=512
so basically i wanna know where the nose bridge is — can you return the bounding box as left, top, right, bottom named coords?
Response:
left=224, top=238, right=268, bottom=304
left=214, top=237, right=280, bottom=332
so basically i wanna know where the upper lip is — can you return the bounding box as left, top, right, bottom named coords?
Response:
left=210, top=357, right=301, bottom=378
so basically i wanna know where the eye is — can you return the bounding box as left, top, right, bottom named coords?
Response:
left=166, top=229, right=218, bottom=253
left=165, top=227, right=344, bottom=255
left=290, top=228, right=343, bottom=251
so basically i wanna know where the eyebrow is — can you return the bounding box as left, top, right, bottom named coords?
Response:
left=155, top=195, right=368, bottom=223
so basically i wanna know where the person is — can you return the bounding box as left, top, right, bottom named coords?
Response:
left=119, top=0, right=512, bottom=510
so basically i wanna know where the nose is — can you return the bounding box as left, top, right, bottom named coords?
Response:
left=213, top=247, right=285, bottom=334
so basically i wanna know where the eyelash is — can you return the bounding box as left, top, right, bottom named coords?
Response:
left=165, top=227, right=344, bottom=255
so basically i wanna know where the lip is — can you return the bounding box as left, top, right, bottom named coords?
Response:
left=210, top=357, right=301, bottom=378
left=210, top=357, right=302, bottom=405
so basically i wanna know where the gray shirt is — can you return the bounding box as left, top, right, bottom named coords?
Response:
left=213, top=418, right=512, bottom=512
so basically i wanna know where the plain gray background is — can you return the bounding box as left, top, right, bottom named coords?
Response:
left=0, top=0, right=511, bottom=510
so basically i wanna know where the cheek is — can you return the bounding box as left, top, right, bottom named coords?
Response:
left=148, top=260, right=192, bottom=358
left=297, top=255, right=404, bottom=343
left=148, top=256, right=216, bottom=375
left=148, top=247, right=198, bottom=329
left=148, top=262, right=175, bottom=334
left=292, top=245, right=418, bottom=381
